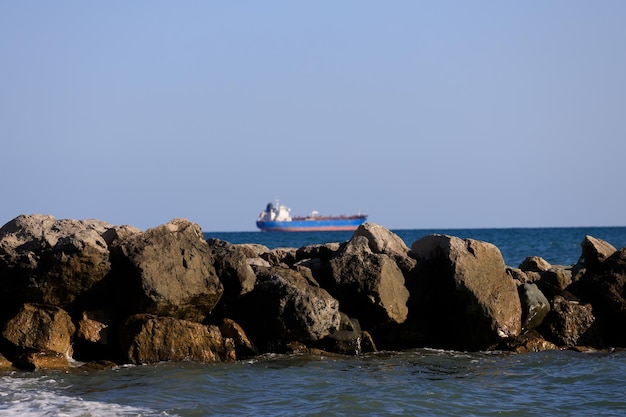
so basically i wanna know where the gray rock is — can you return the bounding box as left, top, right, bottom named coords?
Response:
left=325, top=236, right=410, bottom=328
left=295, top=242, right=341, bottom=263
left=0, top=214, right=112, bottom=311
left=206, top=238, right=256, bottom=297
left=236, top=267, right=341, bottom=350
left=234, top=243, right=270, bottom=259
left=317, top=313, right=370, bottom=355
left=572, top=247, right=626, bottom=347
left=536, top=266, right=575, bottom=301
left=261, top=247, right=298, bottom=267
left=352, top=223, right=416, bottom=272
left=118, top=219, right=223, bottom=322
left=519, top=283, right=550, bottom=329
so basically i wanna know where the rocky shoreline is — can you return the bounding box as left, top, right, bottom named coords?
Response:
left=0, top=214, right=624, bottom=371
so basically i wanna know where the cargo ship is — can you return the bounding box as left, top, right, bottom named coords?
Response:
left=256, top=201, right=367, bottom=232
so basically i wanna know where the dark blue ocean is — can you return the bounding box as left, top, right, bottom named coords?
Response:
left=205, top=226, right=626, bottom=267
left=2, top=227, right=626, bottom=416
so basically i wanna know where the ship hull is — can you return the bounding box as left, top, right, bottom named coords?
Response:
left=256, top=217, right=367, bottom=232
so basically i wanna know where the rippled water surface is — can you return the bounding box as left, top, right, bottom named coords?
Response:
left=2, top=349, right=626, bottom=416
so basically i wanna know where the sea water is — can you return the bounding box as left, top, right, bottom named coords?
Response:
left=1, top=227, right=625, bottom=416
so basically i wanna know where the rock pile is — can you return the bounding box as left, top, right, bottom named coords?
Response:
left=0, top=215, right=624, bottom=370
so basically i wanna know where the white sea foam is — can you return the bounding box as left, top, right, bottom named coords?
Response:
left=0, top=375, right=174, bottom=417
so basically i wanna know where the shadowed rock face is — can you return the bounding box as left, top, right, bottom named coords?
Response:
left=206, top=238, right=256, bottom=300
left=0, top=215, right=112, bottom=315
left=325, top=236, right=409, bottom=329
left=539, top=296, right=598, bottom=347
left=352, top=222, right=416, bottom=273
left=233, top=267, right=341, bottom=351
left=409, top=234, right=522, bottom=350
left=572, top=247, right=626, bottom=347
left=117, top=219, right=223, bottom=322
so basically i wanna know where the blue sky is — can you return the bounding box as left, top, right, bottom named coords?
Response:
left=2, top=1, right=625, bottom=231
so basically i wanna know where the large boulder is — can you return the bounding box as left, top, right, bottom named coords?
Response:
left=352, top=223, right=416, bottom=273
left=572, top=247, right=626, bottom=347
left=234, top=267, right=341, bottom=351
left=14, top=350, right=70, bottom=371
left=206, top=238, right=256, bottom=298
left=536, top=266, right=574, bottom=300
left=579, top=235, right=617, bottom=270
left=0, top=214, right=112, bottom=314
left=117, top=219, right=223, bottom=322
left=324, top=236, right=410, bottom=329
left=409, top=234, right=522, bottom=350
left=519, top=256, right=552, bottom=273
left=119, top=314, right=235, bottom=364
left=539, top=296, right=598, bottom=347
left=2, top=303, right=75, bottom=357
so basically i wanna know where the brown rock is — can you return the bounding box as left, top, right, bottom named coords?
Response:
left=519, top=256, right=552, bottom=272
left=219, top=318, right=258, bottom=357
left=0, top=352, right=14, bottom=370
left=79, top=359, right=119, bottom=371
left=76, top=311, right=110, bottom=344
left=409, top=234, right=522, bottom=350
left=580, top=235, right=617, bottom=270
left=120, top=314, right=234, bottom=364
left=498, top=330, right=559, bottom=353
left=540, top=296, right=597, bottom=347
left=15, top=350, right=70, bottom=371
left=506, top=267, right=529, bottom=285
left=2, top=303, right=75, bottom=356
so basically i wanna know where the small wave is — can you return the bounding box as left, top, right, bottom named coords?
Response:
left=0, top=375, right=174, bottom=417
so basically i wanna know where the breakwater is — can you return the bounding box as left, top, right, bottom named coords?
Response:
left=0, top=214, right=624, bottom=371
